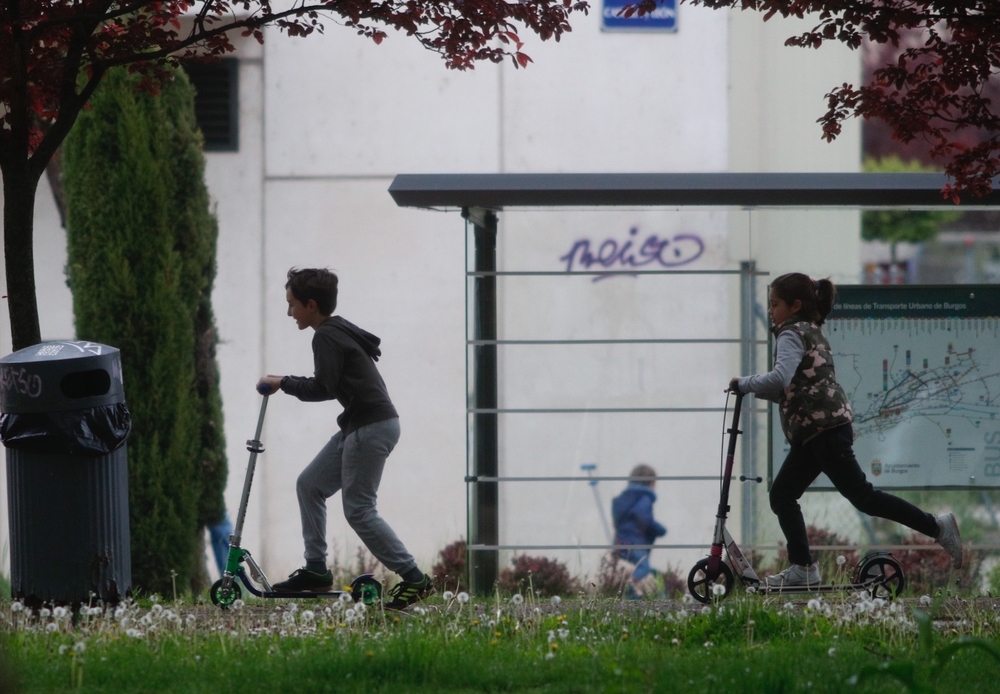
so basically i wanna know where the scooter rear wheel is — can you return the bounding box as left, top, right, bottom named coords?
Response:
left=688, top=558, right=734, bottom=604
left=350, top=575, right=383, bottom=606
left=210, top=578, right=243, bottom=609
left=857, top=554, right=905, bottom=600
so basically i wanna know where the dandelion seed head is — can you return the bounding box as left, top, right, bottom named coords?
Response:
left=39, top=608, right=51, bottom=618
left=457, top=592, right=470, bottom=604
left=232, top=599, right=245, bottom=611
left=10, top=602, right=23, bottom=613
left=301, top=610, right=315, bottom=623
left=413, top=606, right=426, bottom=616
left=682, top=594, right=695, bottom=604
left=288, top=602, right=299, bottom=613
left=150, top=595, right=160, bottom=604
left=58, top=645, right=68, bottom=655
left=704, top=641, right=713, bottom=648
left=671, top=638, right=680, bottom=646
left=126, top=628, right=142, bottom=638
left=73, top=641, right=86, bottom=654
left=339, top=593, right=354, bottom=604
left=701, top=606, right=711, bottom=615
left=544, top=652, right=555, bottom=660
left=711, top=583, right=726, bottom=596
left=54, top=607, right=69, bottom=619
left=828, top=647, right=836, bottom=657
left=920, top=595, right=932, bottom=606
left=511, top=594, right=524, bottom=605
left=355, top=602, right=367, bottom=614
left=550, top=595, right=561, bottom=605
left=345, top=609, right=357, bottom=620
left=807, top=598, right=822, bottom=611
left=443, top=591, right=455, bottom=601
left=46, top=623, right=58, bottom=633
left=836, top=555, right=847, bottom=566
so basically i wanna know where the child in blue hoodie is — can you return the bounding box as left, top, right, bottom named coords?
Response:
left=611, top=464, right=667, bottom=583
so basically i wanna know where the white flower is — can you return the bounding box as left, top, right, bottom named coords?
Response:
left=807, top=598, right=822, bottom=611
left=920, top=595, right=932, bottom=606
left=544, top=652, right=555, bottom=660
left=681, top=594, right=695, bottom=605
left=88, top=606, right=102, bottom=617
left=73, top=642, right=86, bottom=654
left=511, top=594, right=524, bottom=605
left=140, top=615, right=153, bottom=626
left=671, top=638, right=680, bottom=646
left=58, top=645, right=69, bottom=655
left=704, top=641, right=714, bottom=648
left=150, top=604, right=163, bottom=616
left=345, top=609, right=357, bottom=620
left=150, top=595, right=160, bottom=604
left=557, top=628, right=569, bottom=640
left=46, top=623, right=58, bottom=633
left=836, top=555, right=847, bottom=566
left=339, top=593, right=354, bottom=604
left=39, top=608, right=51, bottom=619
left=186, top=615, right=197, bottom=627
left=10, top=602, right=23, bottom=613
left=547, top=630, right=556, bottom=643
left=355, top=602, right=367, bottom=614
left=119, top=616, right=131, bottom=629
left=126, top=628, right=142, bottom=638
left=54, top=607, right=69, bottom=620
left=300, top=610, right=315, bottom=623
left=701, top=606, right=711, bottom=615
left=711, top=583, right=726, bottom=596
left=288, top=602, right=299, bottom=613
left=413, top=606, right=426, bottom=616
left=550, top=595, right=561, bottom=605
left=232, top=599, right=245, bottom=611
left=457, top=592, right=470, bottom=604
left=828, top=647, right=836, bottom=657
left=442, top=591, right=455, bottom=601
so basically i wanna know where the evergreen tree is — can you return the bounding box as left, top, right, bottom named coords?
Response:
left=63, top=67, right=226, bottom=596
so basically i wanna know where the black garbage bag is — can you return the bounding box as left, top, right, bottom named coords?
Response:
left=0, top=402, right=131, bottom=456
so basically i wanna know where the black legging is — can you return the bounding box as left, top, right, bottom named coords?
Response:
left=770, top=423, right=939, bottom=566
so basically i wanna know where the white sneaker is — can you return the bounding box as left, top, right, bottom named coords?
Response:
left=765, top=562, right=821, bottom=588
left=936, top=512, right=962, bottom=569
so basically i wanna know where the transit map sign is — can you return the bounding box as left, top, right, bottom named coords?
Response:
left=769, top=286, right=1000, bottom=489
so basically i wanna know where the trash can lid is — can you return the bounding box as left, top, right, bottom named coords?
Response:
left=0, top=341, right=125, bottom=413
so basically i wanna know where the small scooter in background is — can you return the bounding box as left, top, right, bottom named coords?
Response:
left=210, top=385, right=382, bottom=609
left=686, top=391, right=905, bottom=604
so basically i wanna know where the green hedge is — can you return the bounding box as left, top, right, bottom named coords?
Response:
left=63, top=66, right=226, bottom=596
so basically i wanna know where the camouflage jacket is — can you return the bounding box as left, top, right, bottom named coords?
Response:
left=775, top=319, right=853, bottom=443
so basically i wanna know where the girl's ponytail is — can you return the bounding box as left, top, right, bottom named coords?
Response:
left=814, top=278, right=836, bottom=325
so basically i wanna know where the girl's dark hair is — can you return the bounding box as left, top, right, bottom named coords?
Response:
left=286, top=267, right=338, bottom=315
left=770, top=273, right=836, bottom=326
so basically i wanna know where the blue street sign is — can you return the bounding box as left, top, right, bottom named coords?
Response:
left=602, top=0, right=677, bottom=31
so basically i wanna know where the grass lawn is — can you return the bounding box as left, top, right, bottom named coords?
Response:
left=4, top=591, right=1000, bottom=693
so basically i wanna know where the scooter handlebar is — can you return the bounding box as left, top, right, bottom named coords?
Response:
left=256, top=382, right=272, bottom=396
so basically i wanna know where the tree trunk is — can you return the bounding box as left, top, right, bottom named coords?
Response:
left=2, top=167, right=42, bottom=351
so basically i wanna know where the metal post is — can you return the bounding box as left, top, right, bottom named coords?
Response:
left=465, top=206, right=499, bottom=595
left=739, top=261, right=757, bottom=546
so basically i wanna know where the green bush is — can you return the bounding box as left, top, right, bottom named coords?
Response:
left=63, top=66, right=226, bottom=597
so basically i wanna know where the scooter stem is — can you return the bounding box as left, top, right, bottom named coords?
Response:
left=230, top=394, right=269, bottom=549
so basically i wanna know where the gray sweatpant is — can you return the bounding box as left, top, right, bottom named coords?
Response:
left=296, top=417, right=417, bottom=576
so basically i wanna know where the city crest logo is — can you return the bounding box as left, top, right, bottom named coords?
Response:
left=871, top=459, right=882, bottom=477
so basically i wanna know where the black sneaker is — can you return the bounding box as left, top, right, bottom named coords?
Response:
left=272, top=568, right=334, bottom=592
left=385, top=573, right=435, bottom=610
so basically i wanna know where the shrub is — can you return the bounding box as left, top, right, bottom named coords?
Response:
left=431, top=539, right=467, bottom=594
left=497, top=555, right=581, bottom=597
left=892, top=534, right=982, bottom=596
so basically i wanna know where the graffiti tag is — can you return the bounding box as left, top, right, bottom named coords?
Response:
left=1, top=366, right=42, bottom=398
left=559, top=226, right=705, bottom=281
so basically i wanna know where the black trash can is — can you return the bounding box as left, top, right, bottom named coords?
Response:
left=0, top=340, right=131, bottom=607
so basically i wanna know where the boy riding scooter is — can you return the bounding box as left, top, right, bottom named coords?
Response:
left=257, top=268, right=434, bottom=610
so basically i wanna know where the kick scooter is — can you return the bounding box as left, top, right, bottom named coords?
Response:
left=210, top=385, right=383, bottom=609
left=686, top=391, right=905, bottom=604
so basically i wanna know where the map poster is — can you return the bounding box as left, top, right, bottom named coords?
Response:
left=769, top=285, right=1000, bottom=490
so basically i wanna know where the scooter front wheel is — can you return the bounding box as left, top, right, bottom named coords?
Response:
left=210, top=578, right=243, bottom=609
left=687, top=558, right=734, bottom=604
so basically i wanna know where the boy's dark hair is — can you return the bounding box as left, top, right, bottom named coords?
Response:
left=770, top=272, right=836, bottom=326
left=286, top=268, right=338, bottom=316
left=629, top=464, right=657, bottom=487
